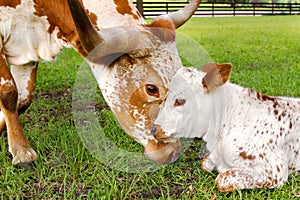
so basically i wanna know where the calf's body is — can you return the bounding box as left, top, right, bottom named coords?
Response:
left=154, top=63, right=300, bottom=191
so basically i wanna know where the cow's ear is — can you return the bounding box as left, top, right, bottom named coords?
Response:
left=202, top=63, right=232, bottom=93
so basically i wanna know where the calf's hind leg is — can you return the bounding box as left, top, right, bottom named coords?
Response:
left=0, top=48, right=37, bottom=164
left=216, top=166, right=287, bottom=192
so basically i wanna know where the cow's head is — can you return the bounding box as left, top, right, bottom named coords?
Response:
left=68, top=0, right=200, bottom=164
left=153, top=63, right=232, bottom=155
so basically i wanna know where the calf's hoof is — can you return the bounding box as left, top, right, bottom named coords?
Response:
left=201, top=153, right=215, bottom=172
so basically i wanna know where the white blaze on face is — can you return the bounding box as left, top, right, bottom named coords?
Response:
left=155, top=67, right=212, bottom=139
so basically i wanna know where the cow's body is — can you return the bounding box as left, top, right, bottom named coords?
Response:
left=0, top=0, right=200, bottom=164
left=154, top=63, right=300, bottom=191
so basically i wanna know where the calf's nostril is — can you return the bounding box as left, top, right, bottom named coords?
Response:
left=150, top=127, right=157, bottom=136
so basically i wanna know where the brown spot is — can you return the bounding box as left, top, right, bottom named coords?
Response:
left=273, top=101, right=279, bottom=108
left=239, top=151, right=256, bottom=160
left=260, top=94, right=275, bottom=102
left=114, top=0, right=139, bottom=19
left=274, top=110, right=278, bottom=115
left=85, top=9, right=100, bottom=30
left=259, top=153, right=264, bottom=159
left=263, top=181, right=272, bottom=187
left=33, top=0, right=85, bottom=55
left=276, top=166, right=281, bottom=172
left=269, top=139, right=273, bottom=144
left=0, top=0, right=21, bottom=8
left=272, top=179, right=278, bottom=185
left=149, top=19, right=176, bottom=30
left=289, top=121, right=293, bottom=129
left=1, top=89, right=18, bottom=112
left=147, top=19, right=176, bottom=43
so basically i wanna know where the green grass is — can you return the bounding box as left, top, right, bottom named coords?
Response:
left=0, top=16, right=299, bottom=199
left=177, top=15, right=300, bottom=97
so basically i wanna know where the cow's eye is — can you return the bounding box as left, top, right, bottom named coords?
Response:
left=174, top=99, right=186, bottom=107
left=145, top=84, right=159, bottom=98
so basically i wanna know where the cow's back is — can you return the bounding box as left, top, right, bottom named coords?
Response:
left=0, top=0, right=145, bottom=65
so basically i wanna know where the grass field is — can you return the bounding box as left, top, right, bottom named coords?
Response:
left=0, top=16, right=299, bottom=199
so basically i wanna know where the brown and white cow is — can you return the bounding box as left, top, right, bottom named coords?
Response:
left=0, top=0, right=200, bottom=165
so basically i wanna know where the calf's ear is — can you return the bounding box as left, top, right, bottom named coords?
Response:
left=201, top=63, right=232, bottom=93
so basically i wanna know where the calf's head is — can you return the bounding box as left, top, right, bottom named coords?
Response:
left=68, top=0, right=200, bottom=164
left=153, top=63, right=232, bottom=158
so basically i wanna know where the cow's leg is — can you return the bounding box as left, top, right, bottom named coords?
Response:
left=0, top=62, right=38, bottom=132
left=0, top=50, right=37, bottom=164
left=216, top=166, right=287, bottom=192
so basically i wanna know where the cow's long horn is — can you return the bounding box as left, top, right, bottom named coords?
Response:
left=154, top=0, right=201, bottom=29
left=67, top=0, right=103, bottom=53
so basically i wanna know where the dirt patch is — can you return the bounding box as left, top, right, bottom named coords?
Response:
left=34, top=88, right=72, bottom=100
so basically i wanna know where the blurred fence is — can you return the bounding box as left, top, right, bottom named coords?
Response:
left=134, top=1, right=300, bottom=17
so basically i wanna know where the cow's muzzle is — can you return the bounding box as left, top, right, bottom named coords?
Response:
left=144, top=135, right=181, bottom=164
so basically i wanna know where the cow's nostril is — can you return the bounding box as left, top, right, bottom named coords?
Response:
left=167, top=152, right=180, bottom=164
left=150, top=127, right=157, bottom=136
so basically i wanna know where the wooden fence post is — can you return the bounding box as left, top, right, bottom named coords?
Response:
left=166, top=2, right=169, bottom=13
left=212, top=2, right=215, bottom=17
left=136, top=0, right=144, bottom=17
left=233, top=2, right=236, bottom=16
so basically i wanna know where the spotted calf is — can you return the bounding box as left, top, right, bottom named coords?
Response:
left=153, top=63, right=300, bottom=191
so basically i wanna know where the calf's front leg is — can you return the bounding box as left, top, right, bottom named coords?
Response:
left=0, top=48, right=37, bottom=165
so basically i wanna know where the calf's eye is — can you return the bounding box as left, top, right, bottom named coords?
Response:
left=145, top=84, right=159, bottom=98
left=174, top=99, right=186, bottom=107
